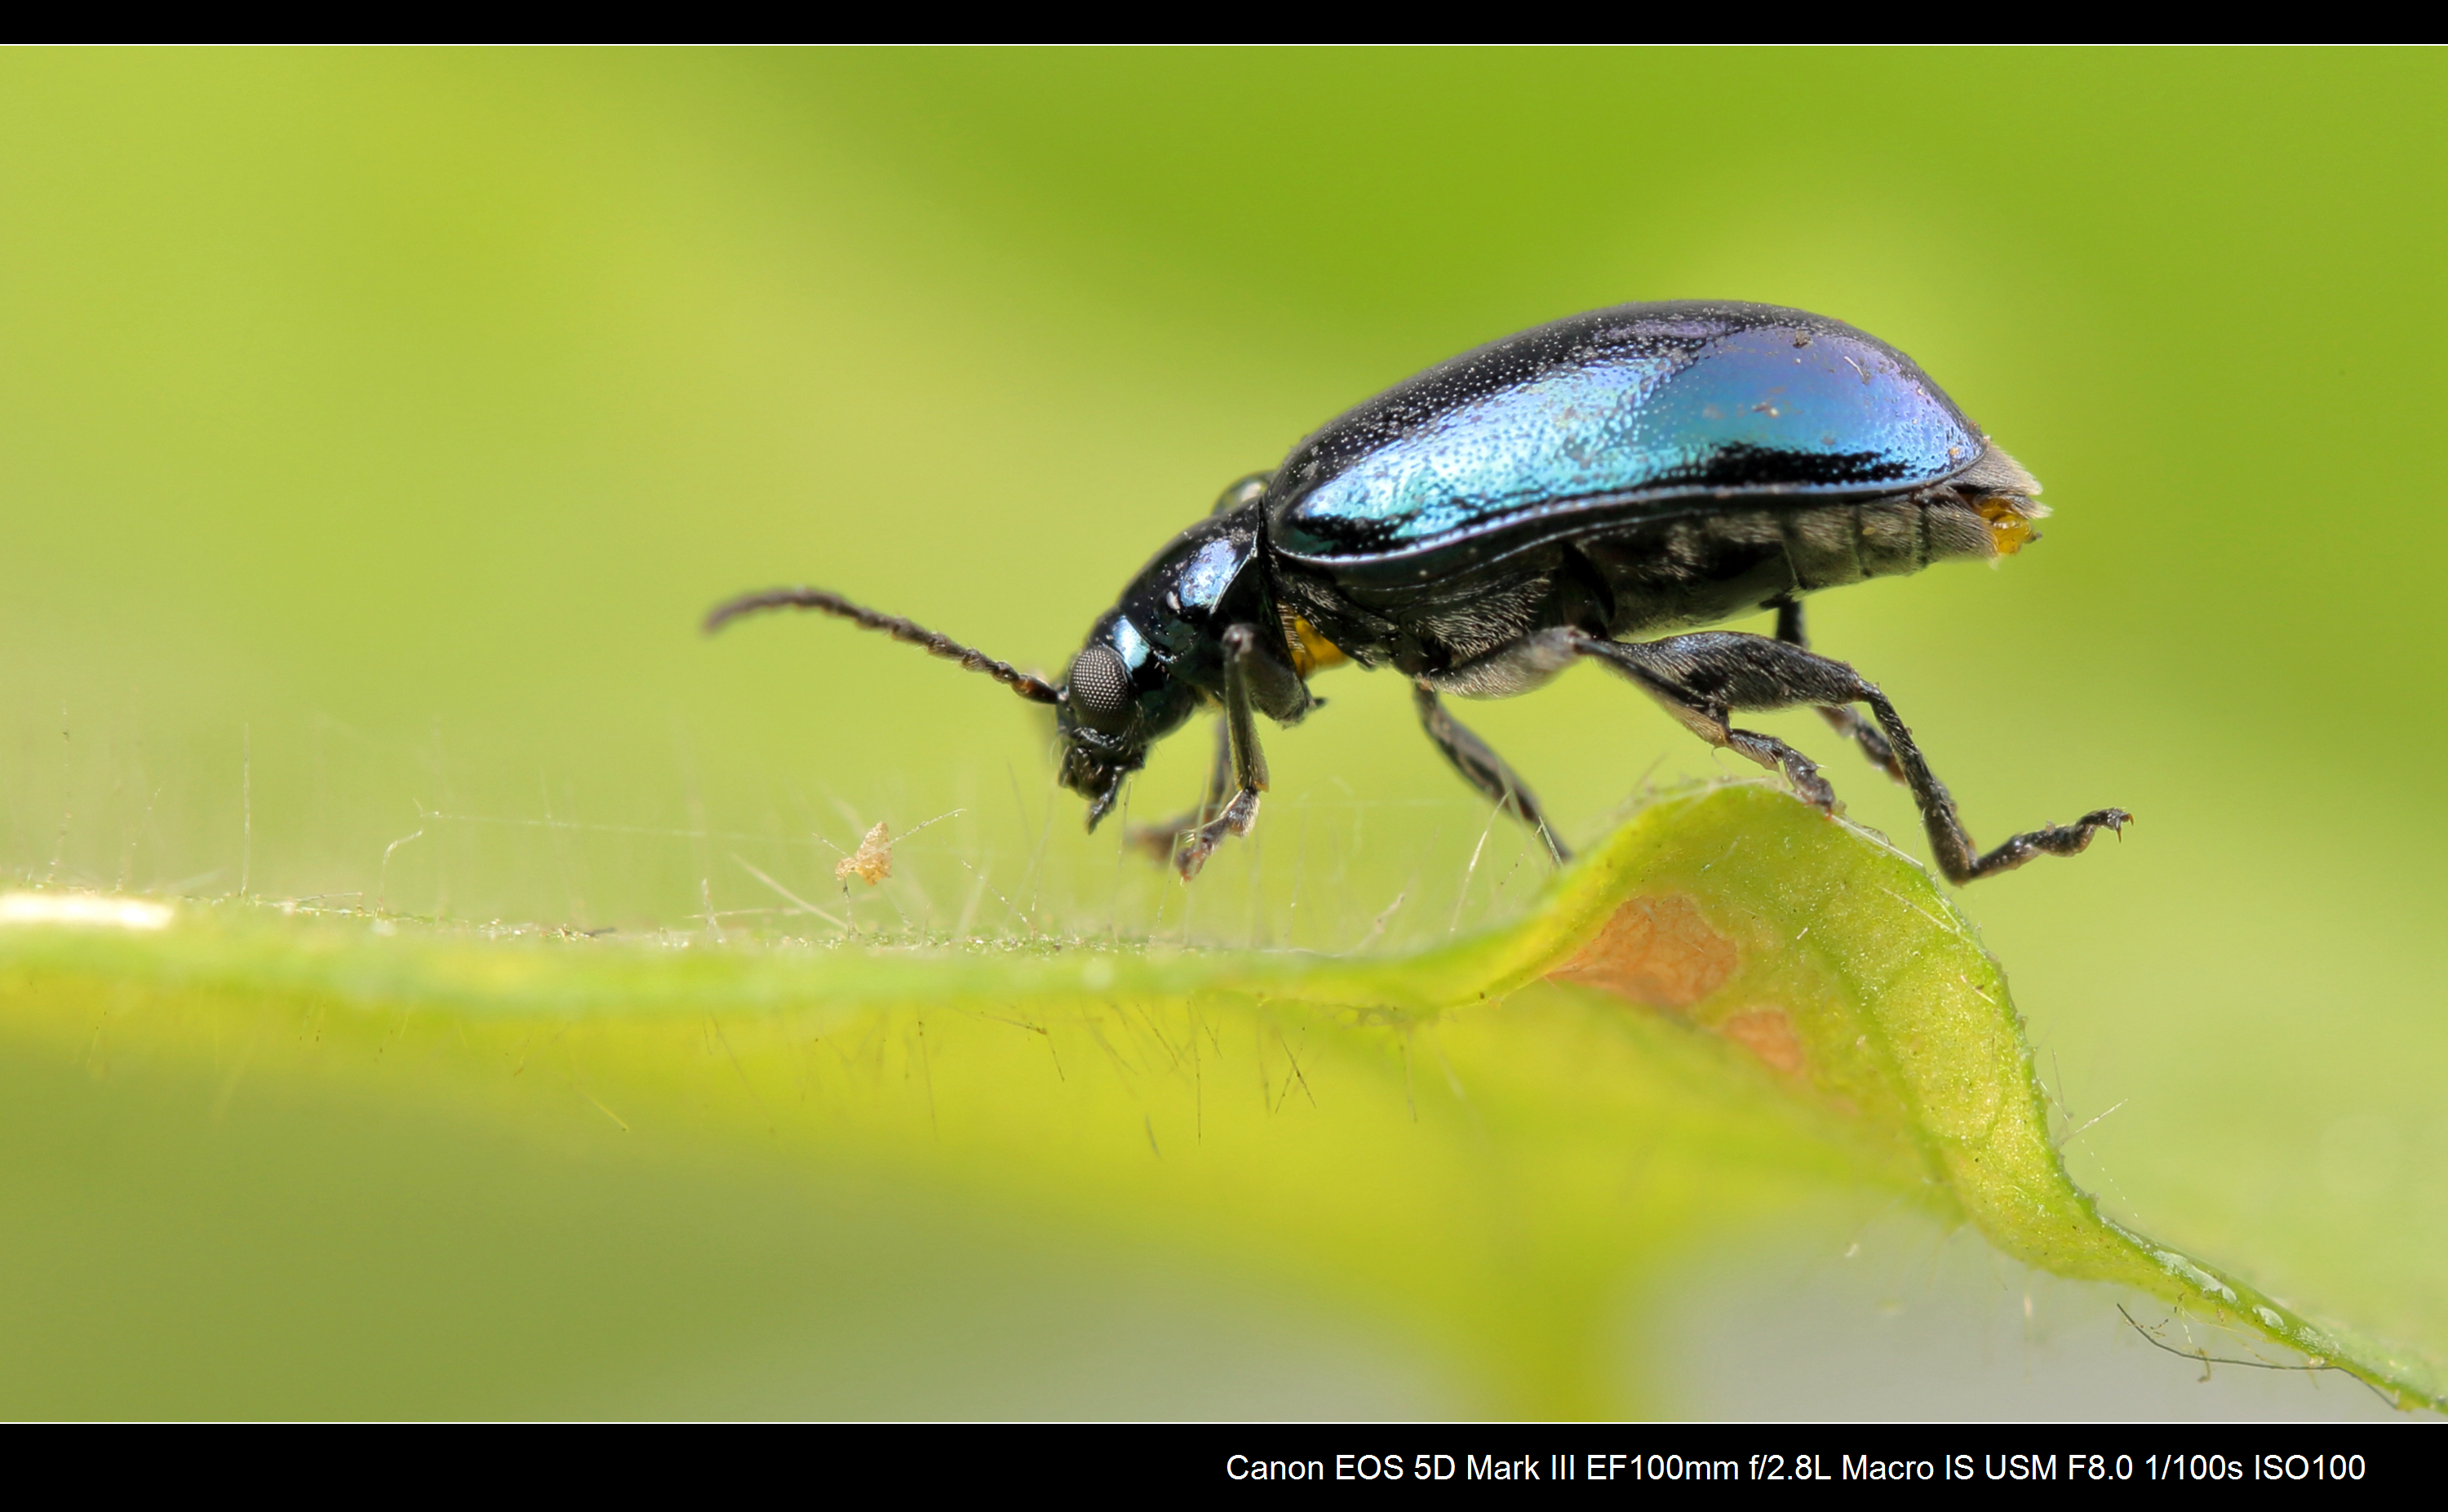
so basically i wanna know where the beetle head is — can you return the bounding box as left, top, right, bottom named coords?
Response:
left=1057, top=610, right=1201, bottom=828
left=1058, top=484, right=1274, bottom=830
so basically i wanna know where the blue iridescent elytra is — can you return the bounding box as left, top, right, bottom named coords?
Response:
left=1271, top=302, right=1981, bottom=564
left=710, top=299, right=2130, bottom=890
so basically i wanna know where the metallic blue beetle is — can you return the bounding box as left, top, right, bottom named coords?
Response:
left=710, top=301, right=2127, bottom=885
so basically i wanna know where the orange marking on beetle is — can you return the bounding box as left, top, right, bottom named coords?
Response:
left=1288, top=615, right=1350, bottom=679
left=1976, top=496, right=2041, bottom=556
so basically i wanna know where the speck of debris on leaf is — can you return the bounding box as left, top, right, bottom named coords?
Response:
left=836, top=822, right=892, bottom=886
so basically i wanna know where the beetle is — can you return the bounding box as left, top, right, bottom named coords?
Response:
left=707, top=300, right=2128, bottom=885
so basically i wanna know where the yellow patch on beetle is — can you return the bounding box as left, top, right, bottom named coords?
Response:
left=1975, top=496, right=2041, bottom=556
left=1287, top=615, right=1350, bottom=679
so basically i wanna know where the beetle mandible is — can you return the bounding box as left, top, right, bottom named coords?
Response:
left=708, top=301, right=2128, bottom=885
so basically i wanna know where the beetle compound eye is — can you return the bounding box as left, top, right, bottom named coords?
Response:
left=1070, top=644, right=1133, bottom=719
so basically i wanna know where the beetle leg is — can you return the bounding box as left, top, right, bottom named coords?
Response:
left=1125, top=716, right=1231, bottom=864
left=1412, top=683, right=1570, bottom=866
left=1572, top=630, right=2130, bottom=885
left=1773, top=599, right=1905, bottom=784
left=1175, top=625, right=1271, bottom=880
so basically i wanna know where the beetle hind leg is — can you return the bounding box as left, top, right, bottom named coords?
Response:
left=1774, top=598, right=1906, bottom=784
left=1572, top=629, right=2129, bottom=885
left=1855, top=679, right=2131, bottom=881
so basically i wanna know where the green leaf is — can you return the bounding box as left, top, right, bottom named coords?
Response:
left=1, top=782, right=2435, bottom=1416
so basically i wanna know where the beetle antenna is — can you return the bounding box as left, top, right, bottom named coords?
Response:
left=703, top=586, right=1064, bottom=705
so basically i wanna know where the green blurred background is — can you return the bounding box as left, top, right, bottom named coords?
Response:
left=2, top=48, right=2442, bottom=1416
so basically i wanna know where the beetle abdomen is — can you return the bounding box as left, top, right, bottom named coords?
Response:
left=1271, top=492, right=2002, bottom=682
left=1269, top=302, right=1986, bottom=569
left=1575, top=494, right=2000, bottom=639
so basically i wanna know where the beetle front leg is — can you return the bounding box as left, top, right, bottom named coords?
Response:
left=1412, top=683, right=1570, bottom=866
left=1573, top=630, right=2130, bottom=885
left=1127, top=716, right=1231, bottom=863
left=1174, top=624, right=1273, bottom=880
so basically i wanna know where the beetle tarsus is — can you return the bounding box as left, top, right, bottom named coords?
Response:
left=1128, top=717, right=1231, bottom=866
left=1947, top=807, right=2133, bottom=882
left=1727, top=728, right=1837, bottom=813
left=1177, top=789, right=1260, bottom=880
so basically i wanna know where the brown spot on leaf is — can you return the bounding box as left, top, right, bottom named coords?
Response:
left=1548, top=893, right=1735, bottom=1009
left=1718, top=1009, right=1807, bottom=1076
left=835, top=822, right=892, bottom=886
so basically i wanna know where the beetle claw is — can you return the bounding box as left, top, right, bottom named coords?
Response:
left=1173, top=790, right=1259, bottom=880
